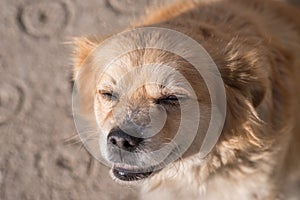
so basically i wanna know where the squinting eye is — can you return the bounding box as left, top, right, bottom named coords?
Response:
left=155, top=95, right=179, bottom=105
left=98, top=90, right=118, bottom=101
left=164, top=95, right=178, bottom=101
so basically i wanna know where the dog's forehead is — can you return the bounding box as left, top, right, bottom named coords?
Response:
left=99, top=62, right=190, bottom=92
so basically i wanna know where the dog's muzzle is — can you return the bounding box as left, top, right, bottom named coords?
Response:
left=107, top=127, right=154, bottom=181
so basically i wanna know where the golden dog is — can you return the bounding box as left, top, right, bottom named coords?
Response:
left=72, top=0, right=300, bottom=199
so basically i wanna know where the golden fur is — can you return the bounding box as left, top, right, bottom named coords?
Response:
left=72, top=0, right=300, bottom=199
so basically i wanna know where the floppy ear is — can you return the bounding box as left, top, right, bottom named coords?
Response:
left=72, top=37, right=99, bottom=80
left=221, top=38, right=269, bottom=108
left=220, top=37, right=293, bottom=145
left=217, top=38, right=272, bottom=136
left=71, top=37, right=100, bottom=119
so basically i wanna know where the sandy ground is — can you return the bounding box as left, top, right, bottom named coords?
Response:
left=0, top=0, right=299, bottom=200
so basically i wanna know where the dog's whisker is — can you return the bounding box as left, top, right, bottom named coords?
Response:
left=65, top=129, right=99, bottom=146
left=63, top=134, right=82, bottom=145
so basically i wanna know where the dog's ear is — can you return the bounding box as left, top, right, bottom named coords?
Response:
left=219, top=39, right=270, bottom=135
left=71, top=37, right=101, bottom=118
left=72, top=37, right=99, bottom=79
left=221, top=38, right=269, bottom=108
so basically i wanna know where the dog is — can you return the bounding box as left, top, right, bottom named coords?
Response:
left=72, top=0, right=300, bottom=199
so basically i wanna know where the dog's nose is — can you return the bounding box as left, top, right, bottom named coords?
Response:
left=107, top=128, right=143, bottom=152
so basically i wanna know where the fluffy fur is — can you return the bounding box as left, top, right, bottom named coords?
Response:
left=72, top=0, right=300, bottom=199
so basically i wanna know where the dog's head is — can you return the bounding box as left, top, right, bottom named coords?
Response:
left=72, top=28, right=273, bottom=184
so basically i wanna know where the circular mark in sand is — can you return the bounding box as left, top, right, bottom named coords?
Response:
left=0, top=82, right=25, bottom=125
left=107, top=0, right=149, bottom=14
left=19, top=1, right=73, bottom=38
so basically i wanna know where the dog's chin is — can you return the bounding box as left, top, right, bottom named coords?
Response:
left=109, top=163, right=155, bottom=184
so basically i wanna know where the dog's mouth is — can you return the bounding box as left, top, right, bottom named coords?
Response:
left=112, top=164, right=154, bottom=181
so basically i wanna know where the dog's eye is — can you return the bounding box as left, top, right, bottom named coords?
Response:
left=98, top=90, right=118, bottom=101
left=156, top=95, right=179, bottom=105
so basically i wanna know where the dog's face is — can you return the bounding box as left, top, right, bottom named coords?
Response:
left=94, top=49, right=212, bottom=182
left=72, top=29, right=268, bottom=184
left=73, top=36, right=213, bottom=182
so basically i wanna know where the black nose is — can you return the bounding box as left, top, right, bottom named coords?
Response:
left=107, top=128, right=143, bottom=152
